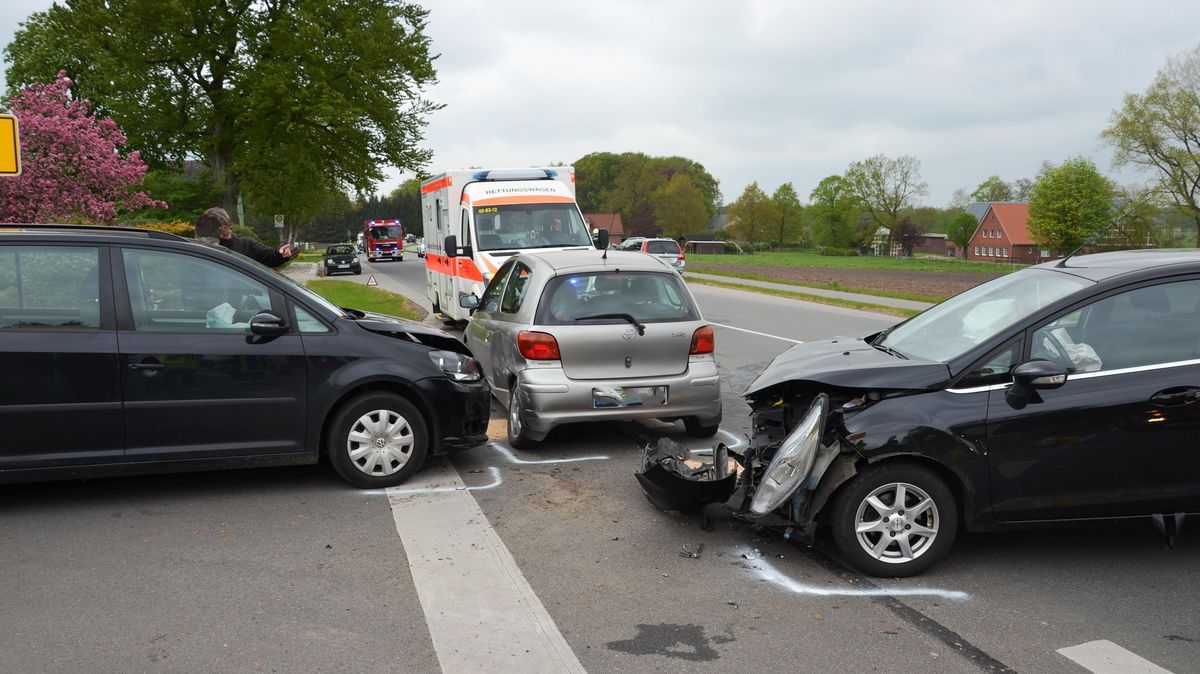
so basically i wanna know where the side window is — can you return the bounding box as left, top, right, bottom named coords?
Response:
left=122, top=248, right=272, bottom=333
left=957, top=340, right=1019, bottom=388
left=1031, top=280, right=1200, bottom=373
left=500, top=263, right=532, bottom=314
left=479, top=261, right=514, bottom=313
left=293, top=305, right=330, bottom=334
left=460, top=209, right=472, bottom=248
left=0, top=245, right=101, bottom=330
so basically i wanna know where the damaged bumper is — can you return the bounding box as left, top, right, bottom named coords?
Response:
left=635, top=437, right=739, bottom=512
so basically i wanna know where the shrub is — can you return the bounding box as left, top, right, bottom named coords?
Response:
left=135, top=220, right=195, bottom=237
left=820, top=246, right=858, bottom=257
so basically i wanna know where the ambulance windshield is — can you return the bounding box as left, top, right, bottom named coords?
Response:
left=473, top=203, right=593, bottom=251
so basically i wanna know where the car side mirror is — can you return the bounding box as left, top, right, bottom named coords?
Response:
left=458, top=294, right=479, bottom=312
left=444, top=235, right=457, bottom=258
left=1005, top=359, right=1067, bottom=409
left=249, top=311, right=289, bottom=337
left=594, top=227, right=610, bottom=250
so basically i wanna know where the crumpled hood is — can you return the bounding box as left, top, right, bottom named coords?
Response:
left=743, top=337, right=951, bottom=396
left=353, top=312, right=471, bottom=355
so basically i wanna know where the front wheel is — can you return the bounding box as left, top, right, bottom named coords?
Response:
left=829, top=462, right=957, bottom=577
left=327, top=393, right=428, bottom=488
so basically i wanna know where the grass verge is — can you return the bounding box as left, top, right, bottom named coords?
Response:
left=305, top=279, right=425, bottom=321
left=686, top=276, right=922, bottom=319
left=687, top=267, right=946, bottom=303
left=689, top=250, right=1016, bottom=274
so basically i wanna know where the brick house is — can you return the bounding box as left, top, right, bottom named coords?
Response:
left=583, top=213, right=624, bottom=245
left=966, top=203, right=1050, bottom=264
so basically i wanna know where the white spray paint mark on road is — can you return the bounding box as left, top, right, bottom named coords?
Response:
left=740, top=547, right=971, bottom=600
left=357, top=466, right=503, bottom=496
left=709, top=321, right=804, bottom=344
left=490, top=442, right=609, bottom=464
left=1057, top=640, right=1174, bottom=674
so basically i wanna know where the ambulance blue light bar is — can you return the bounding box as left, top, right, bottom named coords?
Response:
left=472, top=168, right=557, bottom=182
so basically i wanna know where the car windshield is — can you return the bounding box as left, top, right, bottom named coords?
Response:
left=536, top=271, right=699, bottom=324
left=327, top=245, right=353, bottom=255
left=474, top=203, right=593, bottom=251
left=878, top=268, right=1092, bottom=362
left=369, top=226, right=400, bottom=239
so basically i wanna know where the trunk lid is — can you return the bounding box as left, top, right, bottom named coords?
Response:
left=551, top=321, right=699, bottom=379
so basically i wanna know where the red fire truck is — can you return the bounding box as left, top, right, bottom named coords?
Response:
left=362, top=219, right=404, bottom=262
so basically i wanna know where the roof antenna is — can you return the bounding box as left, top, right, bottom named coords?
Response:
left=1055, top=231, right=1103, bottom=268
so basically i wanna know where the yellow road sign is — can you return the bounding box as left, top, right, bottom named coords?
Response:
left=0, top=114, right=19, bottom=177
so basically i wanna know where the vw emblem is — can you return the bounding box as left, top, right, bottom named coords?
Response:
left=621, top=328, right=637, bottom=341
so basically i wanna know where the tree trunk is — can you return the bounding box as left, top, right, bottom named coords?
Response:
left=1194, top=211, right=1200, bottom=248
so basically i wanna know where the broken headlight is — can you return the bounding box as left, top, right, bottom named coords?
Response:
left=749, top=393, right=828, bottom=515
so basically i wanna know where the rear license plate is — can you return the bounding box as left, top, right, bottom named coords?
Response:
left=593, top=386, right=668, bottom=408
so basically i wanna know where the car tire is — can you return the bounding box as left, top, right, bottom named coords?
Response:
left=683, top=416, right=720, bottom=438
left=354, top=269, right=362, bottom=275
left=506, top=385, right=538, bottom=449
left=829, top=462, right=957, bottom=577
left=327, top=393, right=429, bottom=488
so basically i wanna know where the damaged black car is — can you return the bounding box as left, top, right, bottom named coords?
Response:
left=640, top=249, right=1200, bottom=576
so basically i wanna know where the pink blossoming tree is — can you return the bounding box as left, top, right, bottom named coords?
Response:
left=0, top=71, right=163, bottom=223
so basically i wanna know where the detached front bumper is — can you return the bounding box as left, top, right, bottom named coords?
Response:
left=416, top=376, right=491, bottom=453
left=516, top=361, right=722, bottom=440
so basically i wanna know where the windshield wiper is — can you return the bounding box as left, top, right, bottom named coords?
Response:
left=574, top=312, right=645, bottom=335
left=871, top=342, right=908, bottom=359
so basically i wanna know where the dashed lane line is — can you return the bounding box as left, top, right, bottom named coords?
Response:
left=386, top=458, right=585, bottom=673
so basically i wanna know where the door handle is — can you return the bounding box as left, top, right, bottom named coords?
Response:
left=1150, top=387, right=1200, bottom=408
left=128, top=359, right=166, bottom=372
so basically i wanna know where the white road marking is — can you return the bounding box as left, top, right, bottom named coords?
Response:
left=387, top=459, right=585, bottom=673
left=491, top=442, right=609, bottom=464
left=709, top=321, right=803, bottom=344
left=1057, top=640, right=1174, bottom=674
left=377, top=465, right=502, bottom=495
left=741, top=547, right=971, bottom=600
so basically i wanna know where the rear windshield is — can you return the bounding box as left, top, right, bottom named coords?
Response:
left=536, top=271, right=699, bottom=325
left=646, top=240, right=680, bottom=254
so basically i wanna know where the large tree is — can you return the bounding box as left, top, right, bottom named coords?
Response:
left=843, top=154, right=929, bottom=242
left=970, top=175, right=1014, bottom=202
left=5, top=0, right=440, bottom=224
left=807, top=174, right=857, bottom=249
left=0, top=72, right=162, bottom=223
left=573, top=151, right=720, bottom=233
left=769, top=183, right=804, bottom=248
left=1027, top=157, right=1114, bottom=253
left=653, top=173, right=708, bottom=240
left=946, top=211, right=978, bottom=258
left=1102, top=42, right=1200, bottom=246
left=726, top=182, right=775, bottom=246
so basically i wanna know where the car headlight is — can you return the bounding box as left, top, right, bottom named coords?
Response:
left=325, top=258, right=333, bottom=264
left=749, top=393, right=828, bottom=515
left=429, top=350, right=482, bottom=382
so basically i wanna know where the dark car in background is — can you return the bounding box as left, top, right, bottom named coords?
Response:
left=323, top=243, right=361, bottom=276
left=0, top=225, right=489, bottom=488
left=640, top=249, right=1200, bottom=576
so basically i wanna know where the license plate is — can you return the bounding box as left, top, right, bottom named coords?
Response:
left=593, top=386, right=668, bottom=408
left=337, top=264, right=349, bottom=268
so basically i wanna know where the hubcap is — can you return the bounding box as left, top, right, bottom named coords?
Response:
left=346, top=409, right=414, bottom=477
left=854, top=481, right=939, bottom=564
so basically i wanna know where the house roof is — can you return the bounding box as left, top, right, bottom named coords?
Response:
left=583, top=212, right=623, bottom=237
left=981, top=202, right=1033, bottom=245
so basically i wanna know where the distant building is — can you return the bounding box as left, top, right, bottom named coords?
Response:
left=966, top=203, right=1048, bottom=264
left=911, top=232, right=954, bottom=257
left=583, top=213, right=625, bottom=244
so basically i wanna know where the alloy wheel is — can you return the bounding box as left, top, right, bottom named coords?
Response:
left=853, top=481, right=940, bottom=564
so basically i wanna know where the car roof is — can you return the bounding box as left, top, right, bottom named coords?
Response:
left=1031, top=248, right=1200, bottom=282
left=517, top=249, right=676, bottom=273
left=0, top=223, right=186, bottom=242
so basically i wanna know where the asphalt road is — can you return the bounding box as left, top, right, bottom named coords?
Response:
left=1, top=255, right=1196, bottom=673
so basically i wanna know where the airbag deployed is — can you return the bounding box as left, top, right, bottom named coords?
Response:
left=635, top=437, right=739, bottom=512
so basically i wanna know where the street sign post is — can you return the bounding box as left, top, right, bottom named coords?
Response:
left=0, top=114, right=21, bottom=177
left=273, top=214, right=285, bottom=229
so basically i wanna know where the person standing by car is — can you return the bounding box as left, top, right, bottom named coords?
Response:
left=196, top=207, right=295, bottom=268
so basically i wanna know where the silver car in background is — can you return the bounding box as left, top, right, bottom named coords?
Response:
left=460, top=250, right=721, bottom=447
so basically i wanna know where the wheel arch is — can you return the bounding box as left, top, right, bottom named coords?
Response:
left=814, top=453, right=972, bottom=529
left=318, top=381, right=437, bottom=459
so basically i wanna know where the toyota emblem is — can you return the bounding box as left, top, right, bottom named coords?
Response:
left=621, top=328, right=637, bottom=341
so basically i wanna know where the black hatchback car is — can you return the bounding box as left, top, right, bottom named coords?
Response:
left=323, top=243, right=361, bottom=276
left=0, top=225, right=489, bottom=488
left=641, top=249, right=1200, bottom=576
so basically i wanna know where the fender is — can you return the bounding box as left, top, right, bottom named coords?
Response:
left=306, top=357, right=444, bottom=453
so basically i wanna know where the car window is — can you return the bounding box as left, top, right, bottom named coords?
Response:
left=479, top=261, right=514, bottom=313
left=1031, top=279, right=1200, bottom=373
left=122, top=248, right=272, bottom=333
left=500, top=263, right=532, bottom=314
left=646, top=240, right=679, bottom=254
left=956, top=340, right=1019, bottom=388
left=0, top=245, right=102, bottom=330
left=293, top=304, right=330, bottom=334
left=536, top=271, right=699, bottom=324
left=327, top=245, right=354, bottom=255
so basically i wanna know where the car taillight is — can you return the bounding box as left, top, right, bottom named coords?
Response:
left=689, top=325, right=714, bottom=355
left=518, top=331, right=561, bottom=360
left=677, top=249, right=686, bottom=261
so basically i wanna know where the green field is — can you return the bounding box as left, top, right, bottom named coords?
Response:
left=305, top=279, right=424, bottom=320
left=688, top=251, right=1017, bottom=274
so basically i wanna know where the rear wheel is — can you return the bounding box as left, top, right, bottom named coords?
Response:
left=829, top=462, right=957, bottom=577
left=683, top=416, right=719, bottom=438
left=506, top=385, right=538, bottom=449
left=327, top=393, right=428, bottom=488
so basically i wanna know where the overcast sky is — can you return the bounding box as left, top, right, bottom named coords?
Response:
left=5, top=1, right=1200, bottom=206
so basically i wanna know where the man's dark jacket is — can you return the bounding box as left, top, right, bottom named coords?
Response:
left=219, top=236, right=290, bottom=268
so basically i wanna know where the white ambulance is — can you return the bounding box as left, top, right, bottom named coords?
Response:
left=422, top=167, right=608, bottom=321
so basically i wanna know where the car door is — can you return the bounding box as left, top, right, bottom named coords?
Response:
left=986, top=278, right=1200, bottom=521
left=0, top=243, right=123, bottom=469
left=114, top=246, right=308, bottom=462
left=465, top=260, right=516, bottom=391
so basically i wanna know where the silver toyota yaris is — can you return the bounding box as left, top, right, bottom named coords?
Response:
left=460, top=250, right=722, bottom=447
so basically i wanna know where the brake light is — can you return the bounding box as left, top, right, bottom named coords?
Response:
left=518, top=331, right=561, bottom=360
left=689, top=325, right=714, bottom=355
left=677, top=248, right=686, bottom=261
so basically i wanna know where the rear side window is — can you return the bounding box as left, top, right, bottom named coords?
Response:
left=0, top=245, right=102, bottom=330
left=500, top=263, right=532, bottom=314
left=646, top=240, right=680, bottom=255
left=536, top=272, right=698, bottom=325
